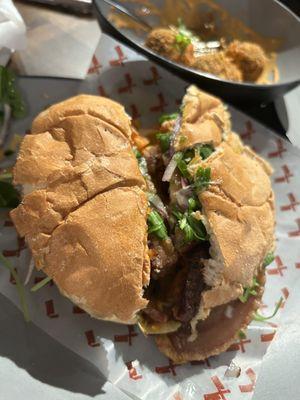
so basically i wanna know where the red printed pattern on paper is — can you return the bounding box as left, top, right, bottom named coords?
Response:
left=267, top=256, right=287, bottom=276
left=85, top=330, right=100, bottom=347
left=114, top=325, right=138, bottom=346
left=268, top=139, right=287, bottom=158
left=239, top=368, right=256, bottom=393
left=109, top=46, right=128, bottom=66
left=204, top=376, right=230, bottom=400
left=126, top=361, right=142, bottom=380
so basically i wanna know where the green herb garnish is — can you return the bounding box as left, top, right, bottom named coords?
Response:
left=156, top=132, right=171, bottom=153
left=194, top=167, right=211, bottom=192
left=198, top=145, right=214, bottom=160
left=263, top=252, right=275, bottom=267
left=4, top=149, right=14, bottom=156
left=175, top=32, right=192, bottom=52
left=173, top=208, right=207, bottom=243
left=239, top=277, right=260, bottom=303
left=238, top=330, right=247, bottom=339
left=0, top=66, right=25, bottom=120
left=188, top=196, right=199, bottom=212
left=0, top=253, right=30, bottom=322
left=253, top=297, right=283, bottom=322
left=133, top=147, right=142, bottom=159
left=0, top=181, right=20, bottom=208
left=147, top=210, right=168, bottom=240
left=31, top=276, right=52, bottom=292
left=174, top=152, right=191, bottom=179
left=158, top=112, right=179, bottom=125
left=175, top=19, right=193, bottom=52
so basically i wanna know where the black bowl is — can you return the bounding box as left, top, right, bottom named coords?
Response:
left=94, top=0, right=300, bottom=104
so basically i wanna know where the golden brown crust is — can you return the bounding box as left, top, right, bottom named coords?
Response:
left=11, top=95, right=149, bottom=323
left=45, top=186, right=149, bottom=324
left=175, top=85, right=230, bottom=151
left=200, top=134, right=274, bottom=289
left=156, top=273, right=265, bottom=363
left=31, top=94, right=133, bottom=140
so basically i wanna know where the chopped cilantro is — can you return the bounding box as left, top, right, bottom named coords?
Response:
left=239, top=277, right=260, bottom=303
left=194, top=167, right=211, bottom=192
left=158, top=112, right=179, bottom=125
left=0, top=66, right=25, bottom=120
left=253, top=297, right=283, bottom=322
left=174, top=152, right=190, bottom=179
left=175, top=32, right=191, bottom=52
left=147, top=210, right=168, bottom=241
left=263, top=252, right=275, bottom=267
left=238, top=330, right=247, bottom=339
left=156, top=132, right=171, bottom=153
left=198, top=144, right=214, bottom=159
left=173, top=208, right=207, bottom=243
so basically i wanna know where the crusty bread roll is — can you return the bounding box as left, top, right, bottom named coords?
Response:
left=11, top=95, right=150, bottom=323
left=155, top=86, right=275, bottom=362
left=10, top=88, right=275, bottom=363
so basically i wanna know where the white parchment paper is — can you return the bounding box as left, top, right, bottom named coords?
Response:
left=0, top=34, right=300, bottom=399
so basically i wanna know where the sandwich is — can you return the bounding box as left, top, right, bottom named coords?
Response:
left=10, top=87, right=275, bottom=362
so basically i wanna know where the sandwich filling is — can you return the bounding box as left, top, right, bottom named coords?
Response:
left=138, top=86, right=275, bottom=346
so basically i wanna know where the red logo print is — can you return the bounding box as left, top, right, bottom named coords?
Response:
left=267, top=256, right=287, bottom=276
left=98, top=85, right=107, bottom=97
left=118, top=73, right=136, bottom=94
left=143, top=66, right=161, bottom=85
left=114, top=325, right=138, bottom=346
left=88, top=55, right=102, bottom=75
left=239, top=368, right=256, bottom=393
left=155, top=359, right=178, bottom=376
left=45, top=299, right=59, bottom=318
left=109, top=46, right=128, bottom=66
left=126, top=361, right=142, bottom=380
left=268, top=139, right=287, bottom=158
left=72, top=305, right=86, bottom=314
left=129, top=104, right=141, bottom=120
left=85, top=330, right=100, bottom=347
left=3, top=237, right=26, bottom=258
left=150, top=93, right=168, bottom=113
left=280, top=193, right=300, bottom=212
left=260, top=331, right=276, bottom=342
left=274, top=165, right=293, bottom=184
left=226, top=337, right=251, bottom=353
left=288, top=218, right=300, bottom=237
left=241, top=120, right=255, bottom=141
left=280, top=287, right=289, bottom=308
left=4, top=220, right=13, bottom=227
left=204, top=376, right=230, bottom=400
